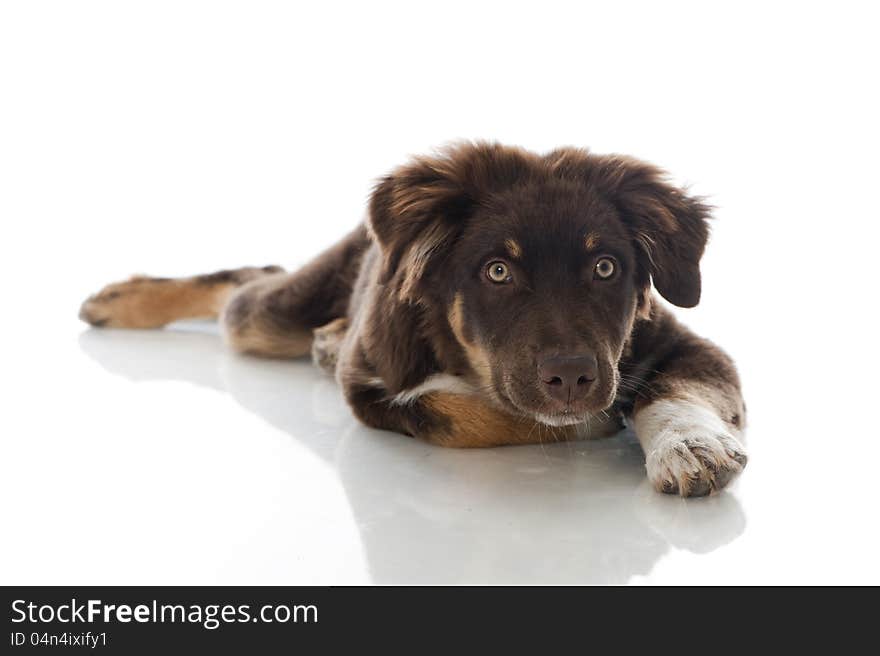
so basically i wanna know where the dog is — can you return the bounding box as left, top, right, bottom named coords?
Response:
left=80, top=142, right=747, bottom=497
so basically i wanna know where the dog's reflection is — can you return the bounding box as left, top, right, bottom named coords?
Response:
left=79, top=325, right=746, bottom=584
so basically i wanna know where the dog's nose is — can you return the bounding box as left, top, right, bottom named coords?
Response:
left=538, top=354, right=598, bottom=403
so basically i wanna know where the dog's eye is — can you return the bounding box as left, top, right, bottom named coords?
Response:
left=486, top=261, right=512, bottom=283
left=594, top=257, right=616, bottom=280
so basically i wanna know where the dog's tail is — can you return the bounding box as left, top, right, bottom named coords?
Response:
left=78, top=265, right=284, bottom=329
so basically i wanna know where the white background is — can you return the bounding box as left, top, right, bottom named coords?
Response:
left=1, top=1, right=878, bottom=584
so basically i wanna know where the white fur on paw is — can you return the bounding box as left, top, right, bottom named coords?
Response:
left=635, top=400, right=748, bottom=497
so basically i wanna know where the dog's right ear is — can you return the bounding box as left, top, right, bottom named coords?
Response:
left=365, top=143, right=532, bottom=393
left=368, top=162, right=466, bottom=300
left=368, top=142, right=532, bottom=301
left=364, top=147, right=479, bottom=393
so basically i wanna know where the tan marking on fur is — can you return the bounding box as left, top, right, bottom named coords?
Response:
left=447, top=293, right=494, bottom=393
left=311, top=317, right=349, bottom=373
left=314, top=317, right=349, bottom=338
left=504, top=238, right=522, bottom=258
left=584, top=232, right=599, bottom=251
left=421, top=393, right=579, bottom=447
left=390, top=183, right=450, bottom=217
left=220, top=285, right=313, bottom=359
left=225, top=322, right=312, bottom=358
left=79, top=277, right=235, bottom=329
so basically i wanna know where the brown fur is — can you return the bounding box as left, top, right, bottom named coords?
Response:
left=447, top=293, right=495, bottom=396
left=80, top=142, right=746, bottom=497
left=311, top=317, right=349, bottom=374
left=79, top=267, right=281, bottom=328
left=619, top=303, right=745, bottom=428
left=420, top=393, right=578, bottom=447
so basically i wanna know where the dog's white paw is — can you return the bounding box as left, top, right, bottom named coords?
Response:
left=646, top=429, right=747, bottom=497
left=636, top=400, right=748, bottom=497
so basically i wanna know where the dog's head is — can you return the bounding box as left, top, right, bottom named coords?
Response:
left=369, top=142, right=710, bottom=425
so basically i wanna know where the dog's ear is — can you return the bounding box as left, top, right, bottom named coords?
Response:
left=368, top=163, right=466, bottom=300
left=365, top=143, right=532, bottom=393
left=595, top=156, right=711, bottom=308
left=368, top=142, right=531, bottom=300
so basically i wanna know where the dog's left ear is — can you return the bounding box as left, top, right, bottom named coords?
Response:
left=596, top=156, right=711, bottom=308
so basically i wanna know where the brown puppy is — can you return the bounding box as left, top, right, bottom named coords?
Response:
left=80, top=142, right=747, bottom=497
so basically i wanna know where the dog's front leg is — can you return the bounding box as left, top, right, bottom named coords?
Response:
left=634, top=361, right=747, bottom=497
left=633, top=396, right=747, bottom=496
left=628, top=323, right=748, bottom=496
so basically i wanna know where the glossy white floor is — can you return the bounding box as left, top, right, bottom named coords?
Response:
left=2, top=305, right=878, bottom=585
left=2, top=2, right=878, bottom=585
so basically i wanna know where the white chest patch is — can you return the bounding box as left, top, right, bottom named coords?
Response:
left=390, top=374, right=475, bottom=406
